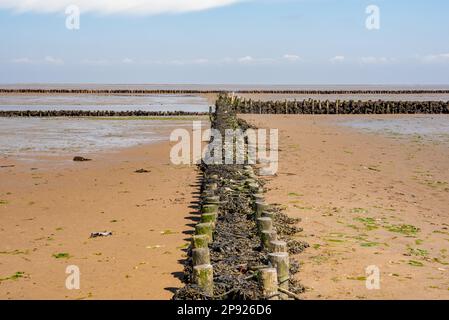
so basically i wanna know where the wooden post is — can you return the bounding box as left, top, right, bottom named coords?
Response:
left=255, top=201, right=269, bottom=218
left=193, top=264, right=214, bottom=296
left=192, top=248, right=211, bottom=266
left=257, top=217, right=273, bottom=233
left=259, top=268, right=279, bottom=300
left=270, top=240, right=288, bottom=253
left=204, top=196, right=220, bottom=205
left=252, top=193, right=265, bottom=203
left=201, top=212, right=217, bottom=224
left=192, top=234, right=209, bottom=249
left=202, top=204, right=218, bottom=214
left=261, top=230, right=277, bottom=249
left=268, top=252, right=290, bottom=299
left=195, top=223, right=214, bottom=242
left=262, top=211, right=275, bottom=220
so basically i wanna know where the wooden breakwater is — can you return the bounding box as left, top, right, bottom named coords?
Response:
left=173, top=95, right=307, bottom=300
left=0, top=110, right=208, bottom=117
left=1, top=88, right=449, bottom=95
left=231, top=98, right=449, bottom=114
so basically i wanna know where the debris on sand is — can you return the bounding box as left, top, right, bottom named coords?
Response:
left=90, top=231, right=112, bottom=238
left=73, top=156, right=92, bottom=162
left=135, top=169, right=151, bottom=173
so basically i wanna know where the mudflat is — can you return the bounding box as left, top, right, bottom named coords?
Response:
left=242, top=114, right=449, bottom=299
left=0, top=135, right=199, bottom=299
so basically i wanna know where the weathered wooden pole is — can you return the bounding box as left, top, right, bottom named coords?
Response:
left=252, top=193, right=265, bottom=203
left=192, top=234, right=209, bottom=249
left=261, top=230, right=277, bottom=249
left=255, top=201, right=269, bottom=218
left=192, top=248, right=211, bottom=266
left=259, top=268, right=279, bottom=300
left=268, top=252, right=290, bottom=299
left=270, top=240, right=288, bottom=253
left=195, top=223, right=214, bottom=242
left=262, top=211, right=275, bottom=220
left=203, top=196, right=220, bottom=205
left=201, top=212, right=217, bottom=224
left=193, top=264, right=214, bottom=296
left=202, top=204, right=218, bottom=214
left=257, top=217, right=273, bottom=233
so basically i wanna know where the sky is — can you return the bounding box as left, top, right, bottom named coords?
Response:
left=0, top=0, right=448, bottom=84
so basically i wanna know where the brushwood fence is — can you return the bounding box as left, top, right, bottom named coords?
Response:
left=230, top=98, right=449, bottom=114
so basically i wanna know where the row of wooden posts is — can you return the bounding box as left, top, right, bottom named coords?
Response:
left=2, top=88, right=449, bottom=94
left=230, top=97, right=449, bottom=114
left=190, top=164, right=291, bottom=300
left=0, top=110, right=208, bottom=117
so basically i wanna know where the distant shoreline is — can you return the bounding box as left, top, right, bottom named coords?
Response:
left=1, top=83, right=449, bottom=92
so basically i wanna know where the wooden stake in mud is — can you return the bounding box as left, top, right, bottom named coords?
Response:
left=268, top=252, right=290, bottom=299
left=201, top=212, right=217, bottom=224
left=252, top=193, right=265, bottom=203
left=195, top=223, right=214, bottom=242
left=270, top=240, right=288, bottom=253
left=192, top=234, right=209, bottom=249
left=255, top=201, right=269, bottom=218
left=262, top=211, right=275, bottom=220
left=193, top=264, right=214, bottom=296
left=202, top=204, right=218, bottom=214
left=192, top=248, right=211, bottom=266
left=259, top=268, right=279, bottom=300
left=261, top=230, right=277, bottom=249
left=257, top=217, right=273, bottom=233
left=203, top=196, right=220, bottom=205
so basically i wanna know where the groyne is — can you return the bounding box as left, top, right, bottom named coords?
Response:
left=231, top=98, right=449, bottom=114
left=0, top=110, right=208, bottom=117
left=173, top=95, right=307, bottom=300
left=1, top=88, right=449, bottom=95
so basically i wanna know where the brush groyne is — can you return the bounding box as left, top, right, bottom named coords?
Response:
left=231, top=98, right=449, bottom=114
left=173, top=95, right=307, bottom=300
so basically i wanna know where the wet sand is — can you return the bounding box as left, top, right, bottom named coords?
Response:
left=0, top=131, right=199, bottom=299
left=242, top=114, right=449, bottom=300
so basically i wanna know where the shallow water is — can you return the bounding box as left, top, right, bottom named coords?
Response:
left=0, top=117, right=195, bottom=157
left=341, top=115, right=449, bottom=142
left=0, top=94, right=210, bottom=112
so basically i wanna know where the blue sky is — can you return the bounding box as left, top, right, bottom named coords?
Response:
left=0, top=0, right=448, bottom=84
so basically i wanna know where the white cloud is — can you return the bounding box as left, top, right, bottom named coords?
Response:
left=192, top=58, right=209, bottom=64
left=329, top=55, right=345, bottom=63
left=44, top=56, right=64, bottom=65
left=237, top=56, right=276, bottom=64
left=12, top=57, right=33, bottom=64
left=238, top=56, right=254, bottom=63
left=359, top=56, right=394, bottom=64
left=122, top=58, right=134, bottom=64
left=0, top=0, right=243, bottom=15
left=12, top=56, right=64, bottom=65
left=80, top=59, right=110, bottom=66
left=421, top=53, right=449, bottom=63
left=283, top=54, right=301, bottom=62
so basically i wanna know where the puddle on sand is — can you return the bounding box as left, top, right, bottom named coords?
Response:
left=340, top=115, right=449, bottom=142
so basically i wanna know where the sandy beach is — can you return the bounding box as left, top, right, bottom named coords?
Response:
left=242, top=114, right=449, bottom=300
left=0, top=124, right=201, bottom=299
